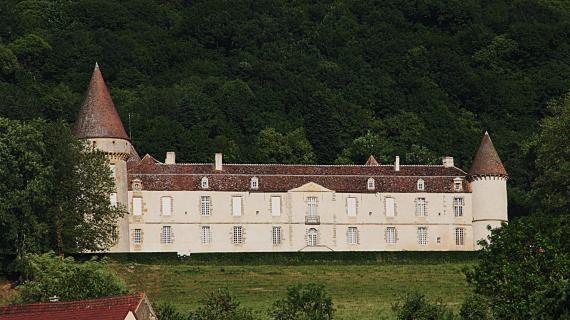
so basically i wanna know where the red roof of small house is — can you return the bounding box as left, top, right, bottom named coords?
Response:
left=127, top=160, right=470, bottom=193
left=0, top=293, right=144, bottom=320
left=469, top=132, right=507, bottom=177
left=73, top=63, right=129, bottom=140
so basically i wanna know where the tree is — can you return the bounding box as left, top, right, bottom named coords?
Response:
left=270, top=283, right=334, bottom=320
left=391, top=293, right=453, bottom=320
left=458, top=294, right=492, bottom=320
left=255, top=127, right=316, bottom=164
left=190, top=289, right=257, bottom=320
left=465, top=214, right=570, bottom=319
left=155, top=303, right=191, bottom=320
left=15, top=252, right=128, bottom=303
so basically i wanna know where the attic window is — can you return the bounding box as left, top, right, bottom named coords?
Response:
left=367, top=178, right=375, bottom=190
left=251, top=177, right=259, bottom=189
left=417, top=179, right=425, bottom=191
left=453, top=178, right=463, bottom=192
left=201, top=177, right=209, bottom=189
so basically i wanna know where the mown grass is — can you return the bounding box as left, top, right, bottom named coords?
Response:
left=110, top=260, right=474, bottom=320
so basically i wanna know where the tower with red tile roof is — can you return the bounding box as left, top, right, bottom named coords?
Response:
left=74, top=63, right=133, bottom=252
left=469, top=132, right=508, bottom=247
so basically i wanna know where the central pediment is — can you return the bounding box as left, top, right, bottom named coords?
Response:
left=289, top=182, right=333, bottom=192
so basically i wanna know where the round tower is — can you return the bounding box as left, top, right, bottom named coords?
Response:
left=468, top=132, right=508, bottom=248
left=74, top=63, right=134, bottom=252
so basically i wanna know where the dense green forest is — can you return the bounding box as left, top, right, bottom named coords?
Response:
left=1, top=0, right=570, bottom=218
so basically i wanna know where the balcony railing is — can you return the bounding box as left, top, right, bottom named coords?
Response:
left=305, top=216, right=320, bottom=225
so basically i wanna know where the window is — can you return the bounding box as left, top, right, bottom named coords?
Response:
left=233, top=226, right=243, bottom=244
left=161, top=197, right=172, bottom=216
left=386, top=227, right=397, bottom=244
left=385, top=197, right=396, bottom=217
left=133, top=197, right=142, bottom=216
left=200, top=196, right=211, bottom=216
left=111, top=226, right=118, bottom=242
left=415, top=198, right=427, bottom=216
left=232, top=196, right=242, bottom=216
left=161, top=226, right=172, bottom=244
left=110, top=164, right=116, bottom=178
left=110, top=193, right=117, bottom=207
left=347, top=227, right=358, bottom=245
left=454, top=178, right=463, bottom=191
left=201, top=177, right=209, bottom=189
left=307, top=197, right=317, bottom=217
left=417, top=179, right=425, bottom=191
left=347, top=197, right=357, bottom=217
left=271, top=196, right=281, bottom=216
left=417, top=227, right=427, bottom=245
left=272, top=226, right=282, bottom=245
left=367, top=178, right=375, bottom=190
left=455, top=228, right=465, bottom=246
left=134, top=228, right=142, bottom=244
left=307, top=228, right=318, bottom=246
left=201, top=226, right=211, bottom=244
left=453, top=197, right=464, bottom=217
left=251, top=177, right=259, bottom=189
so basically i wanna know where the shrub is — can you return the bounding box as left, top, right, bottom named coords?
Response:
left=155, top=303, right=190, bottom=320
left=190, top=289, right=257, bottom=320
left=270, top=283, right=334, bottom=320
left=458, top=294, right=492, bottom=320
left=392, top=292, right=454, bottom=320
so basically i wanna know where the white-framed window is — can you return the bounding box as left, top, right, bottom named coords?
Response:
left=385, top=197, right=396, bottom=217
left=415, top=198, right=427, bottom=216
left=200, top=196, right=211, bottom=216
left=367, top=178, right=375, bottom=190
left=161, top=226, right=172, bottom=244
left=232, top=196, right=242, bottom=217
left=417, top=179, right=425, bottom=191
left=307, top=228, right=318, bottom=246
left=233, top=226, right=243, bottom=244
left=251, top=177, right=259, bottom=189
left=110, top=193, right=117, bottom=207
left=453, top=197, right=464, bottom=217
left=455, top=228, right=465, bottom=246
left=272, top=226, right=282, bottom=245
left=201, top=226, right=211, bottom=244
left=271, top=196, right=281, bottom=216
left=133, top=197, right=142, bottom=216
left=307, top=196, right=318, bottom=217
left=454, top=178, right=463, bottom=191
left=134, top=228, right=142, bottom=244
left=417, top=227, right=427, bottom=245
left=111, top=226, right=118, bottom=242
left=386, top=227, right=397, bottom=244
left=347, top=227, right=358, bottom=245
left=201, top=177, right=209, bottom=189
left=110, top=164, right=116, bottom=178
left=347, top=197, right=357, bottom=217
left=161, top=196, right=173, bottom=216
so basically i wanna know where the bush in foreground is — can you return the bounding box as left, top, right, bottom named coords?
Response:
left=270, top=283, right=334, bottom=320
left=392, top=292, right=454, bottom=320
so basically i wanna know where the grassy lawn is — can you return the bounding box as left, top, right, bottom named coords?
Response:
left=110, top=260, right=474, bottom=319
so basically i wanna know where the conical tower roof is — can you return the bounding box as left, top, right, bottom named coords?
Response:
left=469, top=132, right=507, bottom=177
left=74, top=63, right=129, bottom=140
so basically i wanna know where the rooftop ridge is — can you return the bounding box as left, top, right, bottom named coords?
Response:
left=154, top=163, right=450, bottom=168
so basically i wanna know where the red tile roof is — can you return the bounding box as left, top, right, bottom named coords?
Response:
left=0, top=293, right=144, bottom=320
left=365, top=155, right=379, bottom=165
left=469, top=132, right=507, bottom=177
left=73, top=63, right=130, bottom=140
left=127, top=160, right=469, bottom=193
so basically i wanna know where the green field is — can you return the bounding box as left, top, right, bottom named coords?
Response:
left=109, top=258, right=474, bottom=319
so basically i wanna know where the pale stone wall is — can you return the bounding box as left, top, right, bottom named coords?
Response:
left=122, top=185, right=474, bottom=253
left=471, top=177, right=508, bottom=248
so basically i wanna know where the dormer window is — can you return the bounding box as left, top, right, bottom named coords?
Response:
left=453, top=178, right=463, bottom=192
left=367, top=178, right=375, bottom=190
left=250, top=177, right=259, bottom=189
left=201, top=177, right=209, bottom=189
left=417, top=179, right=425, bottom=191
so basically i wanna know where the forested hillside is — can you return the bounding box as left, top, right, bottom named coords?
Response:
left=1, top=0, right=569, bottom=217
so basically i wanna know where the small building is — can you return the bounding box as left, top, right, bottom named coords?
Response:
left=0, top=293, right=156, bottom=320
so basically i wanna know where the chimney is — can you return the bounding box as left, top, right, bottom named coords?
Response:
left=215, top=153, right=223, bottom=171
left=442, top=156, right=454, bottom=168
left=395, top=156, right=400, bottom=171
left=165, top=152, right=176, bottom=164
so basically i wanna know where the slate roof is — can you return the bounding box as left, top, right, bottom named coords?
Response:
left=0, top=293, right=144, bottom=320
left=127, top=158, right=469, bottom=193
left=469, top=132, right=507, bottom=177
left=73, top=63, right=130, bottom=140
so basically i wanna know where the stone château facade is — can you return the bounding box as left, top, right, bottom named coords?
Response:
left=74, top=64, right=508, bottom=253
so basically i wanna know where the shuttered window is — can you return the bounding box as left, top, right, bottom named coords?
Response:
left=271, top=196, right=281, bottom=216
left=386, top=198, right=395, bottom=217
left=161, top=197, right=172, bottom=216
left=110, top=193, right=117, bottom=207
left=347, top=197, right=357, bottom=217
left=133, top=198, right=142, bottom=216
left=232, top=196, right=242, bottom=216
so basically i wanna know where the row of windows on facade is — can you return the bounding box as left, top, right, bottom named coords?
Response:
left=117, top=195, right=465, bottom=218
left=118, top=226, right=466, bottom=247
left=197, top=177, right=464, bottom=192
